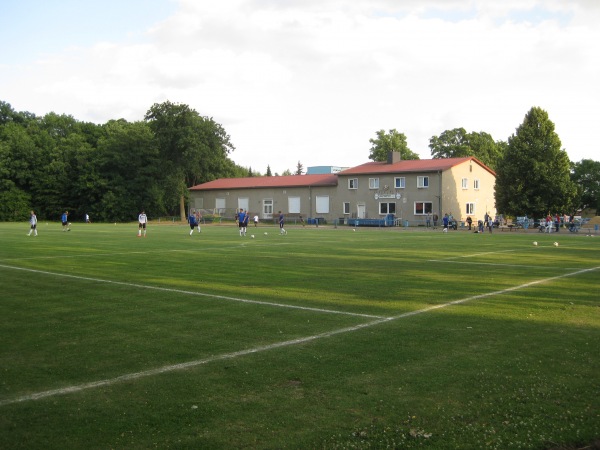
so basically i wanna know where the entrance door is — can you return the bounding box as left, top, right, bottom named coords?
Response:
left=357, top=203, right=366, bottom=219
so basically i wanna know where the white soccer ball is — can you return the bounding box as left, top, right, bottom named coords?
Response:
left=353, top=228, right=356, bottom=232
left=251, top=235, right=255, bottom=239
left=554, top=242, right=559, bottom=246
left=533, top=241, right=538, bottom=246
left=443, top=228, right=448, bottom=233
left=264, top=232, right=268, bottom=235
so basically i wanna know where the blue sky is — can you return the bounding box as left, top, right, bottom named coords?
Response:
left=1, top=0, right=598, bottom=174
left=0, top=0, right=176, bottom=63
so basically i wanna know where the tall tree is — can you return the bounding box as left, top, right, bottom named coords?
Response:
left=571, top=159, right=600, bottom=213
left=429, top=127, right=503, bottom=170
left=369, top=129, right=419, bottom=162
left=295, top=161, right=304, bottom=175
left=495, top=107, right=576, bottom=218
left=144, top=101, right=234, bottom=220
left=266, top=165, right=272, bottom=176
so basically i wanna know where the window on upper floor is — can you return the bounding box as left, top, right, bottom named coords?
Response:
left=417, top=176, right=429, bottom=188
left=369, top=178, right=379, bottom=189
left=394, top=177, right=405, bottom=189
left=348, top=178, right=358, bottom=189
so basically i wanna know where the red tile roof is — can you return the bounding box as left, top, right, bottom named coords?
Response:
left=339, top=157, right=495, bottom=176
left=190, top=173, right=339, bottom=191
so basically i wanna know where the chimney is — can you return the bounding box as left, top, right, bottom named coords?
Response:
left=387, top=151, right=401, bottom=164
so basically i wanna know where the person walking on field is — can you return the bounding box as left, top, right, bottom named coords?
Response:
left=195, top=209, right=202, bottom=233
left=28, top=210, right=38, bottom=236
left=279, top=211, right=287, bottom=235
left=61, top=211, right=70, bottom=231
left=138, top=210, right=148, bottom=237
left=253, top=214, right=259, bottom=227
left=188, top=210, right=199, bottom=236
left=237, top=208, right=246, bottom=236
left=243, top=210, right=250, bottom=234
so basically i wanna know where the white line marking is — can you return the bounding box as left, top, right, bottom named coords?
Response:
left=0, top=265, right=597, bottom=407
left=430, top=249, right=516, bottom=261
left=0, top=264, right=385, bottom=320
left=427, top=259, right=580, bottom=270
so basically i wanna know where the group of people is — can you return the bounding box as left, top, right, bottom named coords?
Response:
left=27, top=210, right=72, bottom=236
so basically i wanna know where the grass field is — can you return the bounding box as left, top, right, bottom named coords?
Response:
left=0, top=221, right=598, bottom=449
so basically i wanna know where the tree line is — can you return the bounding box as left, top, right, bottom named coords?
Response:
left=1, top=101, right=598, bottom=223
left=0, top=100, right=247, bottom=222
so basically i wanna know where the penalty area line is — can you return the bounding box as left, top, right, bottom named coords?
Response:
left=0, top=265, right=597, bottom=408
left=0, top=264, right=384, bottom=320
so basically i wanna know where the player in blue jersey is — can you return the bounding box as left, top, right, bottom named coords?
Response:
left=188, top=210, right=198, bottom=236
left=238, top=208, right=247, bottom=236
left=61, top=211, right=70, bottom=231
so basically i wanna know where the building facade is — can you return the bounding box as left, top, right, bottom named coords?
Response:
left=189, top=155, right=496, bottom=226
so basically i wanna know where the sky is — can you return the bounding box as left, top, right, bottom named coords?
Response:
left=1, top=0, right=598, bottom=175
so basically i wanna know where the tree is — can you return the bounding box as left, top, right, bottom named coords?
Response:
left=429, top=127, right=504, bottom=170
left=144, top=101, right=234, bottom=220
left=368, top=129, right=419, bottom=162
left=295, top=161, right=304, bottom=175
left=281, top=169, right=292, bottom=176
left=571, top=159, right=600, bottom=213
left=495, top=107, right=577, bottom=218
left=266, top=165, right=272, bottom=176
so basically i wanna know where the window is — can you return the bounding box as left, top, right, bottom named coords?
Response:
left=379, top=202, right=396, bottom=215
left=288, top=197, right=300, bottom=214
left=474, top=179, right=480, bottom=190
left=369, top=178, right=379, bottom=189
left=394, top=177, right=405, bottom=189
left=316, top=196, right=329, bottom=214
left=466, top=203, right=475, bottom=215
left=348, top=178, right=358, bottom=189
left=414, top=201, right=433, bottom=215
left=263, top=199, right=273, bottom=216
left=343, top=202, right=350, bottom=215
left=461, top=178, right=468, bottom=189
left=417, top=176, right=429, bottom=188
left=215, top=198, right=226, bottom=215
left=238, top=197, right=249, bottom=212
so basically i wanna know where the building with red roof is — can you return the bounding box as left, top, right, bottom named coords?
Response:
left=189, top=153, right=496, bottom=226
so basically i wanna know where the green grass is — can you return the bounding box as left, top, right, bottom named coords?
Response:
left=0, top=222, right=598, bottom=449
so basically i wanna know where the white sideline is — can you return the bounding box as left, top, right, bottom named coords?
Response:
left=0, top=264, right=385, bottom=320
left=0, top=265, right=597, bottom=407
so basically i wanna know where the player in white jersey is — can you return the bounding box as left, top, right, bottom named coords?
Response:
left=28, top=210, right=38, bottom=236
left=138, top=211, right=148, bottom=237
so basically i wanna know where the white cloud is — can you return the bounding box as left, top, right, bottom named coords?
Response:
left=1, top=0, right=598, bottom=174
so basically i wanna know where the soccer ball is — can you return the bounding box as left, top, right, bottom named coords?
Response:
left=251, top=235, right=255, bottom=239
left=264, top=232, right=268, bottom=236
left=533, top=241, right=538, bottom=246
left=553, top=242, right=559, bottom=247
left=353, top=228, right=356, bottom=232
left=443, top=228, right=448, bottom=233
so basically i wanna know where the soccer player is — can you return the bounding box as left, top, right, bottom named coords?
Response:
left=61, top=211, right=70, bottom=231
left=195, top=209, right=202, bottom=233
left=188, top=210, right=198, bottom=236
left=243, top=210, right=250, bottom=235
left=238, top=208, right=246, bottom=236
left=138, top=210, right=148, bottom=237
left=28, top=210, right=38, bottom=236
left=279, top=211, right=286, bottom=235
